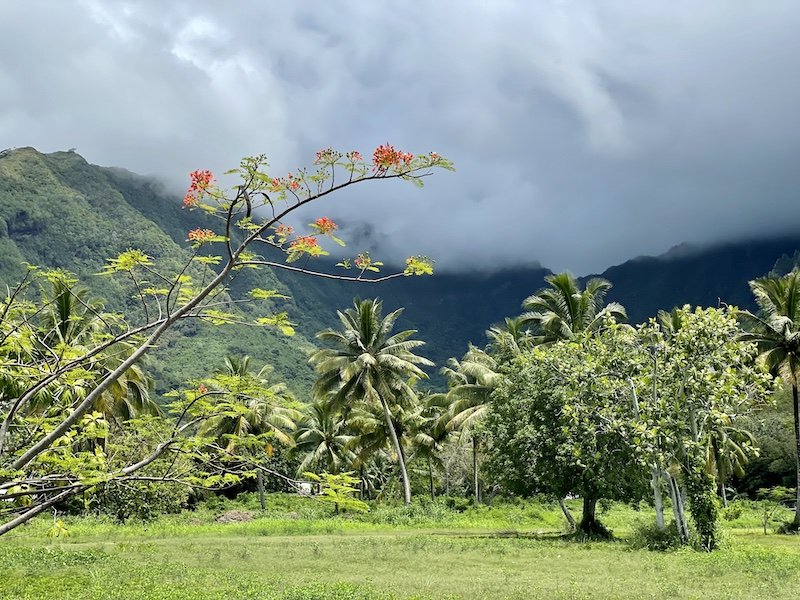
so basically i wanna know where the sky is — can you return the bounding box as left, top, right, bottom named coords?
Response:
left=1, top=1, right=799, bottom=274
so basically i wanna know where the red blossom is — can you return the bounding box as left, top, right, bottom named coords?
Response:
left=372, top=144, right=413, bottom=170
left=348, top=150, right=364, bottom=162
left=314, top=217, right=337, bottom=234
left=197, top=384, right=208, bottom=394
left=187, top=228, right=216, bottom=242
left=289, top=236, right=318, bottom=250
left=183, top=169, right=214, bottom=208
left=275, top=223, right=294, bottom=237
left=189, top=169, right=214, bottom=191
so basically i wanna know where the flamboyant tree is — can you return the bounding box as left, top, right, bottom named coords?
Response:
left=0, top=145, right=452, bottom=534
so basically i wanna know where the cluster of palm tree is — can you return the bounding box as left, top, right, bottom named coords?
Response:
left=1, top=278, right=161, bottom=442
left=740, top=269, right=800, bottom=528
left=197, top=266, right=800, bottom=521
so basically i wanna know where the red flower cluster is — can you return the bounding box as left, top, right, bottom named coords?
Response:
left=183, top=169, right=214, bottom=207
left=271, top=174, right=301, bottom=192
left=373, top=144, right=413, bottom=170
left=347, top=150, right=364, bottom=162
left=197, top=384, right=208, bottom=394
left=313, top=217, right=337, bottom=234
left=274, top=223, right=294, bottom=237
left=289, top=236, right=318, bottom=250
left=187, top=228, right=216, bottom=243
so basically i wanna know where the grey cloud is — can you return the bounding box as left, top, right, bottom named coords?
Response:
left=1, top=0, right=799, bottom=274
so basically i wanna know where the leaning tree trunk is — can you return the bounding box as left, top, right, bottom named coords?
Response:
left=793, top=384, right=800, bottom=527
left=558, top=497, right=577, bottom=532
left=380, top=397, right=412, bottom=505
left=472, top=437, right=480, bottom=504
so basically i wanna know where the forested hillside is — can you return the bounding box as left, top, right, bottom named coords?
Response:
left=0, top=148, right=316, bottom=397
left=2, top=147, right=799, bottom=395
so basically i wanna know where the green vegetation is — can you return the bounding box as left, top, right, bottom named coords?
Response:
left=2, top=146, right=800, bottom=598
left=0, top=148, right=317, bottom=397
left=1, top=497, right=799, bottom=599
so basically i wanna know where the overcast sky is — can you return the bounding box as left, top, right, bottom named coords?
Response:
left=2, top=1, right=799, bottom=274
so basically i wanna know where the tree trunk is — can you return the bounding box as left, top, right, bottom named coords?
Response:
left=720, top=483, right=728, bottom=508
left=578, top=495, right=606, bottom=536
left=558, top=497, right=577, bottom=532
left=428, top=456, right=435, bottom=501
left=0, top=487, right=80, bottom=536
left=472, top=437, right=480, bottom=504
left=793, top=384, right=800, bottom=527
left=380, top=398, right=411, bottom=505
left=666, top=471, right=690, bottom=543
left=257, top=470, right=266, bottom=511
left=651, top=467, right=665, bottom=531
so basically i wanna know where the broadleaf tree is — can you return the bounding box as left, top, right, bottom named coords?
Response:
left=0, top=145, right=452, bottom=534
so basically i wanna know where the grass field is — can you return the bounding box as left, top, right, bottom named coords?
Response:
left=0, top=496, right=798, bottom=599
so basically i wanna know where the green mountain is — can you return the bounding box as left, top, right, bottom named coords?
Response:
left=0, top=147, right=316, bottom=398
left=2, top=147, right=799, bottom=396
left=594, top=237, right=800, bottom=324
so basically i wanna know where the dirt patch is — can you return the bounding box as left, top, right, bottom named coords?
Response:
left=215, top=509, right=254, bottom=523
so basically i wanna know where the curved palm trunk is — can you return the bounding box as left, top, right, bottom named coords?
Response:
left=380, top=397, right=411, bottom=505
left=793, top=384, right=800, bottom=526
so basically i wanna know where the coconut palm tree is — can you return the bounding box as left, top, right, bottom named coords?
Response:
left=520, top=272, right=626, bottom=345
left=28, top=280, right=160, bottom=423
left=200, top=355, right=300, bottom=508
left=310, top=298, right=432, bottom=505
left=439, top=345, right=499, bottom=503
left=293, top=399, right=355, bottom=475
left=486, top=316, right=531, bottom=360
left=740, top=269, right=800, bottom=527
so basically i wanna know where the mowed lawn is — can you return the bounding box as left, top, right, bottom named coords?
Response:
left=1, top=501, right=799, bottom=599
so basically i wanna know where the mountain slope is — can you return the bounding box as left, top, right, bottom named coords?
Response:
left=595, top=237, right=800, bottom=324
left=2, top=147, right=799, bottom=395
left=0, top=148, right=316, bottom=397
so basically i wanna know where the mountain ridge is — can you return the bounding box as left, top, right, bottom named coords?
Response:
left=2, top=147, right=798, bottom=393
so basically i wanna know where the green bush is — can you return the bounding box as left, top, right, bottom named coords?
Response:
left=721, top=502, right=744, bottom=521
left=628, top=520, right=684, bottom=551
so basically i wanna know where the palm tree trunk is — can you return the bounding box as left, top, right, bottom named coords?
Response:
left=793, top=384, right=800, bottom=526
left=380, top=397, right=411, bottom=505
left=257, top=470, right=266, bottom=511
left=428, top=455, right=435, bottom=500
left=472, top=437, right=479, bottom=504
